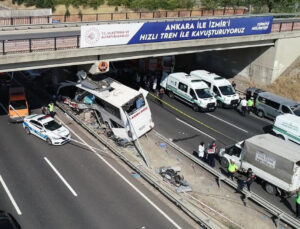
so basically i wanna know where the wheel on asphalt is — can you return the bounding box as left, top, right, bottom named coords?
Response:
left=265, top=182, right=277, bottom=195
left=220, top=157, right=229, bottom=168
left=25, top=127, right=30, bottom=135
left=168, top=91, right=174, bottom=99
left=46, top=138, right=52, bottom=145
left=193, top=104, right=199, bottom=112
left=217, top=101, right=222, bottom=108
left=257, top=110, right=264, bottom=118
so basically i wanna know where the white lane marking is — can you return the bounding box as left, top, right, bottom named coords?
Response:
left=44, top=157, right=78, bottom=197
left=0, top=175, right=22, bottom=215
left=59, top=118, right=182, bottom=229
left=206, top=113, right=248, bottom=133
left=0, top=103, right=8, bottom=113
left=176, top=118, right=215, bottom=140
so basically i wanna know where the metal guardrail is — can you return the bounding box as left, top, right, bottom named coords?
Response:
left=0, top=8, right=247, bottom=26
left=55, top=102, right=214, bottom=229
left=0, top=16, right=297, bottom=31
left=152, top=131, right=300, bottom=229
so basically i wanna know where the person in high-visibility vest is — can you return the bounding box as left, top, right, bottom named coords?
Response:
left=296, top=191, right=300, bottom=218
left=247, top=97, right=254, bottom=114
left=48, top=102, right=55, bottom=118
left=228, top=160, right=238, bottom=181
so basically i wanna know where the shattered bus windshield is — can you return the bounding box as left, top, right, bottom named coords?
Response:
left=123, top=95, right=145, bottom=116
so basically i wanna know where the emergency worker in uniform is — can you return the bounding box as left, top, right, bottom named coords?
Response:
left=247, top=97, right=254, bottom=114
left=228, top=160, right=238, bottom=181
left=48, top=101, right=55, bottom=118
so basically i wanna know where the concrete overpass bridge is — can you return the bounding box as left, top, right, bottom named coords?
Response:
left=0, top=16, right=300, bottom=84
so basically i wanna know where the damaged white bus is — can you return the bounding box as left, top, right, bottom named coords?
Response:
left=57, top=75, right=154, bottom=142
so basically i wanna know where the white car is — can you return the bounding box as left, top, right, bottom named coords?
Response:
left=23, top=114, right=71, bottom=145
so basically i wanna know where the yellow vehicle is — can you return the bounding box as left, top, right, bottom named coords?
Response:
left=8, top=87, right=29, bottom=122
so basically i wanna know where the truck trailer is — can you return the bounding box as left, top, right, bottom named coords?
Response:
left=219, top=134, right=300, bottom=195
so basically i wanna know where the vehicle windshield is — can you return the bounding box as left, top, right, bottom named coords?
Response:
left=292, top=105, right=300, bottom=116
left=219, top=85, right=235, bottom=96
left=226, top=145, right=242, bottom=157
left=195, top=88, right=213, bottom=99
left=123, top=94, right=145, bottom=116
left=10, top=100, right=27, bottom=109
left=44, top=120, right=62, bottom=131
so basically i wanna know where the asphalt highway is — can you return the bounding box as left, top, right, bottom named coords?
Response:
left=0, top=71, right=298, bottom=227
left=0, top=84, right=194, bottom=229
left=147, top=93, right=297, bottom=217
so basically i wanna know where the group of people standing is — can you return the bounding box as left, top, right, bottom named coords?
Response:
left=197, top=141, right=255, bottom=191
left=198, top=141, right=217, bottom=167
left=42, top=101, right=55, bottom=118
left=135, top=71, right=166, bottom=105
left=135, top=71, right=159, bottom=92
left=239, top=96, right=254, bottom=116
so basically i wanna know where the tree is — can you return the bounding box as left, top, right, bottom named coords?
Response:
left=107, top=0, right=122, bottom=6
left=87, top=0, right=104, bottom=10
left=201, top=0, right=222, bottom=9
left=249, top=0, right=300, bottom=13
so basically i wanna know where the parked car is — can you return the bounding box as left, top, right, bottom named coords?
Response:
left=190, top=70, right=239, bottom=108
left=23, top=114, right=71, bottom=145
left=160, top=72, right=216, bottom=111
left=8, top=86, right=29, bottom=122
left=245, top=87, right=265, bottom=101
left=255, top=92, right=300, bottom=120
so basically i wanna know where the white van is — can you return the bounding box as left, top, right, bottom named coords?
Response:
left=160, top=72, right=216, bottom=111
left=273, top=114, right=300, bottom=145
left=190, top=70, right=239, bottom=108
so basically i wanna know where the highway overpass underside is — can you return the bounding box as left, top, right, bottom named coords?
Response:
left=1, top=32, right=300, bottom=85
left=195, top=35, right=300, bottom=84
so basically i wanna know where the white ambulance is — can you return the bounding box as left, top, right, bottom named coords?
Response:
left=190, top=70, right=239, bottom=108
left=160, top=72, right=216, bottom=111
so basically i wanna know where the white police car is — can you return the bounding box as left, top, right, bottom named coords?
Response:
left=23, top=114, right=71, bottom=145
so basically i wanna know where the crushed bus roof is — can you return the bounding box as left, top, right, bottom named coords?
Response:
left=76, top=77, right=141, bottom=107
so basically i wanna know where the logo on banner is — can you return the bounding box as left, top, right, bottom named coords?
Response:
left=98, top=61, right=109, bottom=73
left=85, top=27, right=100, bottom=45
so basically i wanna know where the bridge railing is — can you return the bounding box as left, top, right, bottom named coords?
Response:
left=1, top=20, right=300, bottom=55
left=51, top=8, right=247, bottom=23
left=0, top=8, right=247, bottom=26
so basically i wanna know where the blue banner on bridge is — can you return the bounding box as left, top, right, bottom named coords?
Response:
left=128, top=16, right=273, bottom=44
left=80, top=16, right=273, bottom=48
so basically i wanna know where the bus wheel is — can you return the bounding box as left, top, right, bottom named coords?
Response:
left=193, top=104, right=199, bottom=112
left=168, top=91, right=174, bottom=99
left=265, top=182, right=277, bottom=195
